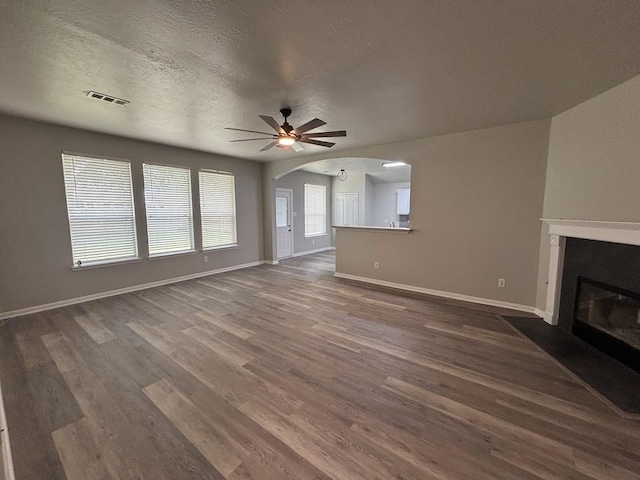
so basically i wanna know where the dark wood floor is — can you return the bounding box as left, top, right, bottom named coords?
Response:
left=1, top=252, right=639, bottom=480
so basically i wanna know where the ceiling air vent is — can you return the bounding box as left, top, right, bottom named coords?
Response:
left=86, top=91, right=130, bottom=106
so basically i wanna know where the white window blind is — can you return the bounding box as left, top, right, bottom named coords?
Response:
left=304, top=184, right=327, bottom=237
left=143, top=164, right=194, bottom=256
left=61, top=154, right=138, bottom=267
left=199, top=170, right=237, bottom=249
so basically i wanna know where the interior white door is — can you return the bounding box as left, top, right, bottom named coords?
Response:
left=276, top=189, right=293, bottom=259
left=335, top=193, right=358, bottom=226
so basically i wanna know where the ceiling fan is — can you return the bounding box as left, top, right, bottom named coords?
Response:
left=225, top=108, right=346, bottom=152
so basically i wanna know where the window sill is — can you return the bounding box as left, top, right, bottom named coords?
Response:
left=148, top=250, right=197, bottom=260
left=305, top=233, right=327, bottom=238
left=71, top=257, right=142, bottom=271
left=202, top=244, right=238, bottom=252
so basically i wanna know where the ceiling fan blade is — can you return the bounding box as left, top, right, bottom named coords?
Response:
left=259, top=115, right=284, bottom=133
left=299, top=138, right=335, bottom=148
left=230, top=138, right=275, bottom=142
left=259, top=141, right=278, bottom=151
left=303, top=130, right=347, bottom=138
left=224, top=127, right=275, bottom=136
left=293, top=118, right=326, bottom=134
left=290, top=142, right=305, bottom=152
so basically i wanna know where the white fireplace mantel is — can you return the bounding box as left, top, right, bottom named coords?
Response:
left=542, top=218, right=640, bottom=325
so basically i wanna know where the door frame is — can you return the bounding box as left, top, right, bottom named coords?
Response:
left=275, top=188, right=294, bottom=259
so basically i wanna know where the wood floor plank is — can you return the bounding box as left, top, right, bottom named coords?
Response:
left=239, top=396, right=375, bottom=480
left=182, top=326, right=253, bottom=367
left=194, top=312, right=255, bottom=339
left=0, top=323, right=68, bottom=480
left=14, top=326, right=83, bottom=433
left=189, top=387, right=333, bottom=480
left=144, top=379, right=244, bottom=477
left=73, top=314, right=117, bottom=345
left=41, top=332, right=183, bottom=480
left=383, top=376, right=576, bottom=464
left=52, top=419, right=114, bottom=480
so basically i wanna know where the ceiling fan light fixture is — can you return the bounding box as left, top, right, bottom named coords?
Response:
left=226, top=107, right=346, bottom=152
left=278, top=136, right=296, bottom=146
left=382, top=161, right=407, bottom=168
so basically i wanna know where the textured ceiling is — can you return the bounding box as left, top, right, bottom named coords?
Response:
left=1, top=1, right=640, bottom=161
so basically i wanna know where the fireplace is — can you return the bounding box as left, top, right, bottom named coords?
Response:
left=573, top=277, right=640, bottom=373
left=541, top=219, right=640, bottom=374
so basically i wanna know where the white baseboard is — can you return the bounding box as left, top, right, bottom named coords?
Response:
left=264, top=260, right=279, bottom=265
left=0, top=381, right=15, bottom=480
left=543, top=311, right=558, bottom=325
left=333, top=272, right=537, bottom=314
left=0, top=260, right=266, bottom=321
left=291, top=246, right=335, bottom=258
left=534, top=308, right=545, bottom=319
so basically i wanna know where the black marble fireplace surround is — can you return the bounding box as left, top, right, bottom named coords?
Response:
left=559, top=237, right=640, bottom=373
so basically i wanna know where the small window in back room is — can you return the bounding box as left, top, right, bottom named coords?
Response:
left=143, top=163, right=194, bottom=256
left=199, top=170, right=237, bottom=249
left=61, top=153, right=138, bottom=267
left=304, top=183, right=327, bottom=237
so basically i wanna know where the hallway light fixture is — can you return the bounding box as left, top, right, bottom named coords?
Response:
left=382, top=161, right=407, bottom=168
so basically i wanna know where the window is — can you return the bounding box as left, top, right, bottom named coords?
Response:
left=62, top=154, right=138, bottom=267
left=276, top=197, right=288, bottom=227
left=304, top=184, right=327, bottom=237
left=143, top=164, right=194, bottom=256
left=199, top=170, right=237, bottom=249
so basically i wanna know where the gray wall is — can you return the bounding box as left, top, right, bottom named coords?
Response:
left=364, top=174, right=375, bottom=226
left=543, top=74, right=640, bottom=222
left=275, top=170, right=332, bottom=255
left=536, top=73, right=640, bottom=310
left=333, top=119, right=551, bottom=308
left=0, top=114, right=263, bottom=314
left=370, top=182, right=411, bottom=227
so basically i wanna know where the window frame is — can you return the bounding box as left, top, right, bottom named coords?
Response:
left=142, top=162, right=196, bottom=258
left=61, top=152, right=140, bottom=269
left=198, top=169, right=238, bottom=252
left=304, top=183, right=328, bottom=238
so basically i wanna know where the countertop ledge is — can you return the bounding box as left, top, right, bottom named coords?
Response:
left=333, top=226, right=412, bottom=233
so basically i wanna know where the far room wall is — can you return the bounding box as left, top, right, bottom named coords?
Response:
left=275, top=170, right=332, bottom=256
left=0, top=114, right=263, bottom=315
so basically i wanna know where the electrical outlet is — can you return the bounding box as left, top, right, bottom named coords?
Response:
left=312, top=239, right=315, bottom=245
left=203, top=255, right=209, bottom=263
left=498, top=278, right=505, bottom=287
left=374, top=261, right=380, bottom=269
